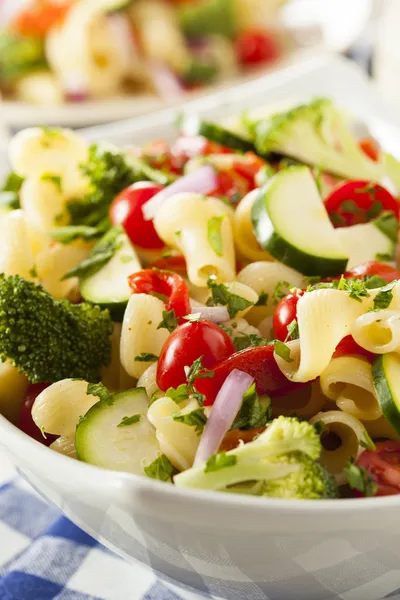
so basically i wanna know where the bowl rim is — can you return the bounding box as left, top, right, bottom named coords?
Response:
left=1, top=412, right=399, bottom=514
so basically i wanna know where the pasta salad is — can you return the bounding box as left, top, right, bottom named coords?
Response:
left=2, top=97, right=400, bottom=500
left=0, top=0, right=284, bottom=105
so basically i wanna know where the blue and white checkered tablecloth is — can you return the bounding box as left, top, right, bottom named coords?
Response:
left=0, top=452, right=198, bottom=600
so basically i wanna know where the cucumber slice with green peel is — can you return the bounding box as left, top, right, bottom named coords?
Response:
left=177, top=114, right=257, bottom=154
left=251, top=166, right=349, bottom=276
left=336, top=221, right=395, bottom=269
left=373, top=354, right=400, bottom=435
left=80, top=231, right=140, bottom=321
left=76, top=387, right=160, bottom=474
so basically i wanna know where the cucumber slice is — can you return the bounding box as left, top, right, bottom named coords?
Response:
left=373, top=353, right=400, bottom=435
left=76, top=387, right=160, bottom=474
left=251, top=166, right=349, bottom=276
left=80, top=231, right=140, bottom=321
left=178, top=114, right=256, bottom=154
left=337, top=221, right=394, bottom=269
left=178, top=0, right=237, bottom=39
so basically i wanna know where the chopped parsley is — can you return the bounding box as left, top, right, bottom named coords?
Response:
left=285, top=319, right=299, bottom=341
left=62, top=225, right=123, bottom=280
left=364, top=275, right=388, bottom=289
left=360, top=431, right=376, bottom=451
left=313, top=420, right=324, bottom=434
left=117, top=414, right=141, bottom=427
left=157, top=309, right=179, bottom=333
left=166, top=384, right=189, bottom=403
left=207, top=277, right=254, bottom=318
left=204, top=452, right=237, bottom=473
left=186, top=356, right=214, bottom=385
left=87, top=382, right=114, bottom=406
left=308, top=276, right=371, bottom=303
left=41, top=173, right=62, bottom=191
left=372, top=281, right=396, bottom=311
left=231, top=383, right=271, bottom=430
left=344, top=459, right=378, bottom=497
left=272, top=281, right=291, bottom=305
left=354, top=182, right=378, bottom=197
left=274, top=340, right=293, bottom=363
left=120, top=255, right=133, bottom=264
left=50, top=224, right=107, bottom=244
left=144, top=454, right=175, bottom=481
left=183, top=313, right=202, bottom=322
left=29, top=265, right=38, bottom=279
left=134, top=353, right=159, bottom=363
left=207, top=215, right=224, bottom=257
left=366, top=201, right=383, bottom=220
left=173, top=407, right=207, bottom=434
left=374, top=211, right=398, bottom=243
left=255, top=290, right=268, bottom=306
left=340, top=200, right=363, bottom=215
left=232, top=333, right=271, bottom=352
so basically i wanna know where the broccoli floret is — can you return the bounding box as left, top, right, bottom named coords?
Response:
left=249, top=98, right=382, bottom=181
left=0, top=32, right=46, bottom=83
left=67, top=144, right=173, bottom=230
left=0, top=274, right=113, bottom=383
left=174, top=416, right=338, bottom=499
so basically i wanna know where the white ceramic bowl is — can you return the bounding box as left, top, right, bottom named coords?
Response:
left=2, top=56, right=400, bottom=600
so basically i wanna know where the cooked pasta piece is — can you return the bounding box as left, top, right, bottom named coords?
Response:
left=120, top=294, right=170, bottom=379
left=237, top=260, right=305, bottom=324
left=147, top=397, right=202, bottom=471
left=32, top=379, right=98, bottom=437
left=15, top=71, right=63, bottom=105
left=222, top=317, right=262, bottom=343
left=50, top=435, right=77, bottom=459
left=46, top=2, right=131, bottom=100
left=206, top=281, right=259, bottom=318
left=9, top=127, right=89, bottom=198
left=0, top=361, right=29, bottom=424
left=35, top=240, right=93, bottom=300
left=102, top=323, right=136, bottom=393
left=0, top=210, right=35, bottom=280
left=275, top=289, right=371, bottom=383
left=130, top=0, right=191, bottom=74
left=272, top=382, right=327, bottom=419
left=352, top=309, right=400, bottom=354
left=257, top=315, right=274, bottom=339
left=137, top=363, right=159, bottom=401
left=154, top=193, right=235, bottom=287
left=20, top=177, right=69, bottom=232
left=310, top=411, right=367, bottom=483
left=320, top=356, right=381, bottom=421
left=363, top=416, right=400, bottom=442
left=234, top=189, right=272, bottom=262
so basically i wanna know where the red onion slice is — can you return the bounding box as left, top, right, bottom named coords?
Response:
left=193, top=369, right=254, bottom=466
left=148, top=61, right=186, bottom=101
left=188, top=305, right=230, bottom=324
left=143, top=164, right=218, bottom=221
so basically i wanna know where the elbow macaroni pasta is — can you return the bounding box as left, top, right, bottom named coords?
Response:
left=120, top=294, right=170, bottom=379
left=233, top=189, right=272, bottom=262
left=154, top=193, right=235, bottom=287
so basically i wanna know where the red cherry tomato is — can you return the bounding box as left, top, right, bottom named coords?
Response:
left=324, top=180, right=398, bottom=227
left=359, top=137, right=380, bottom=162
left=109, top=182, right=165, bottom=250
left=195, top=345, right=305, bottom=406
left=273, top=289, right=305, bottom=341
left=150, top=255, right=187, bottom=276
left=18, top=383, right=57, bottom=446
left=171, top=136, right=233, bottom=159
left=128, top=269, right=191, bottom=320
left=344, top=261, right=400, bottom=283
left=356, top=441, right=400, bottom=496
left=156, top=321, right=235, bottom=391
left=235, top=30, right=280, bottom=66
left=333, top=336, right=374, bottom=361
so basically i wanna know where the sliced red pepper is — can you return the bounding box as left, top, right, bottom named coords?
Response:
left=359, top=137, right=380, bottom=162
left=195, top=344, right=305, bottom=406
left=150, top=255, right=187, bottom=276
left=128, top=268, right=191, bottom=320
left=333, top=335, right=374, bottom=361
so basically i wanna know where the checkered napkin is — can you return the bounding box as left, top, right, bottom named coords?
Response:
left=0, top=470, right=194, bottom=600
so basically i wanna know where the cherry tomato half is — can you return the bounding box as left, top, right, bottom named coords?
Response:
left=359, top=137, right=380, bottom=162
left=357, top=441, right=400, bottom=496
left=195, top=344, right=305, bottom=406
left=128, top=269, right=191, bottom=320
left=150, top=255, right=187, bottom=276
left=109, top=182, right=165, bottom=250
left=333, top=336, right=374, bottom=361
left=235, top=30, right=280, bottom=66
left=156, top=321, right=235, bottom=391
left=273, top=289, right=305, bottom=341
left=324, top=180, right=398, bottom=228
left=18, top=383, right=56, bottom=446
left=345, top=261, right=400, bottom=283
